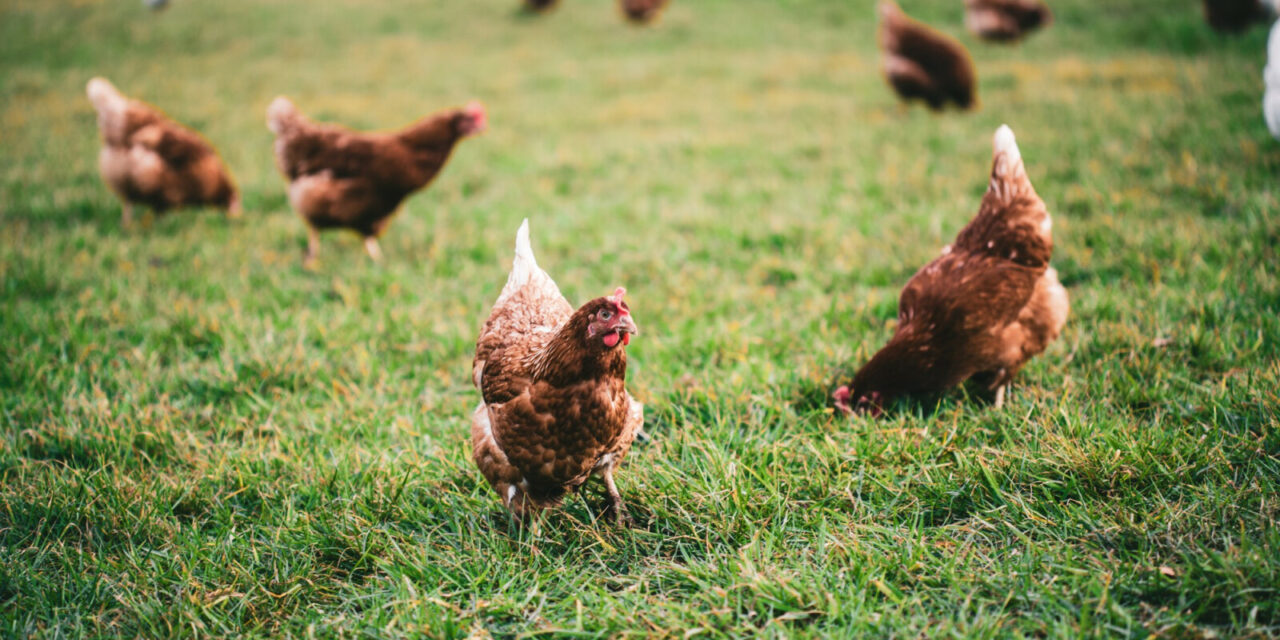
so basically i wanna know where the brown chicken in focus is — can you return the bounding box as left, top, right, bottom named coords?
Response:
left=964, top=0, right=1052, bottom=42
left=266, top=97, right=486, bottom=266
left=620, top=0, right=670, bottom=24
left=1203, top=0, right=1272, bottom=32
left=471, top=220, right=643, bottom=526
left=834, top=125, right=1067, bottom=415
left=87, top=78, right=240, bottom=226
left=879, top=1, right=977, bottom=111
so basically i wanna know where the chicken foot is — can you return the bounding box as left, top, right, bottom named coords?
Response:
left=993, top=384, right=1007, bottom=409
left=363, top=237, right=384, bottom=263
left=303, top=227, right=321, bottom=269
left=971, top=367, right=1015, bottom=408
left=597, top=466, right=632, bottom=527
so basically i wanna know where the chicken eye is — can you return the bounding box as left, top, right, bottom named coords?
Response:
left=599, top=310, right=613, bottom=321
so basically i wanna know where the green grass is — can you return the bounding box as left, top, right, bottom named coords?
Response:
left=2, top=0, right=1279, bottom=636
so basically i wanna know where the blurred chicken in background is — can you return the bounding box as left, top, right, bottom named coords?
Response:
left=620, top=0, right=670, bottom=24
left=879, top=1, right=977, bottom=110
left=266, top=97, right=486, bottom=266
left=1203, top=0, right=1272, bottom=32
left=87, top=77, right=240, bottom=226
left=964, top=0, right=1052, bottom=43
left=523, top=0, right=558, bottom=13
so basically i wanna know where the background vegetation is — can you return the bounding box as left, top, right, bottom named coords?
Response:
left=1, top=0, right=1278, bottom=636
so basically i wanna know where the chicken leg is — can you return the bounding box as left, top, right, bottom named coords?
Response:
left=363, top=237, right=384, bottom=263
left=304, top=227, right=320, bottom=269
left=598, top=466, right=632, bottom=527
left=226, top=194, right=243, bottom=220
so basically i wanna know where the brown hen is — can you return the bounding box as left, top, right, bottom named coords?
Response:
left=471, top=220, right=643, bottom=526
left=879, top=1, right=977, bottom=111
left=964, top=0, right=1052, bottom=43
left=87, top=78, right=239, bottom=226
left=266, top=97, right=485, bottom=266
left=835, top=125, right=1067, bottom=415
left=523, top=0, right=558, bottom=12
left=1203, top=0, right=1272, bottom=33
left=620, top=0, right=670, bottom=24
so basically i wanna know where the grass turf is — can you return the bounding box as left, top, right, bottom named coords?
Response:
left=2, top=0, right=1279, bottom=636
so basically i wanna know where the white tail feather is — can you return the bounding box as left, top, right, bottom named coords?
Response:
left=491, top=218, right=566, bottom=312
left=266, top=96, right=297, bottom=135
left=993, top=124, right=1022, bottom=173
left=497, top=218, right=543, bottom=303
left=513, top=218, right=537, bottom=276
left=86, top=77, right=125, bottom=114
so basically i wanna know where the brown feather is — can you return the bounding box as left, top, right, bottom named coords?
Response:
left=471, top=222, right=641, bottom=521
left=838, top=126, right=1067, bottom=413
left=620, top=0, right=670, bottom=24
left=964, top=0, right=1052, bottom=42
left=87, top=78, right=238, bottom=215
left=267, top=98, right=483, bottom=238
left=1203, top=0, right=1271, bottom=33
left=879, top=1, right=977, bottom=110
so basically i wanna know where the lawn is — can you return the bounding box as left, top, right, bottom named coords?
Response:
left=2, top=0, right=1279, bottom=636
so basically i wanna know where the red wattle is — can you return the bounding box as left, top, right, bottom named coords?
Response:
left=603, top=332, right=621, bottom=347
left=622, top=333, right=631, bottom=346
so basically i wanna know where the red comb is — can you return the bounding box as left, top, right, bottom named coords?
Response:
left=609, top=287, right=629, bottom=313
left=464, top=101, right=487, bottom=130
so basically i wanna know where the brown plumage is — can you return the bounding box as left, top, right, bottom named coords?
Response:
left=471, top=220, right=643, bottom=525
left=523, top=0, right=558, bottom=12
left=834, top=126, right=1067, bottom=415
left=878, top=0, right=977, bottom=111
left=964, top=0, right=1052, bottom=42
left=620, top=0, right=669, bottom=24
left=87, top=78, right=239, bottom=226
left=266, top=96, right=486, bottom=266
left=1203, top=0, right=1271, bottom=33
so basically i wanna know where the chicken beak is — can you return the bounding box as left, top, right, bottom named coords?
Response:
left=619, top=315, right=638, bottom=336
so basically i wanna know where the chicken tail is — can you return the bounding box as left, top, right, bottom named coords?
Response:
left=993, top=125, right=1021, bottom=172
left=501, top=218, right=540, bottom=295
left=266, top=96, right=300, bottom=136
left=953, top=123, right=1053, bottom=262
left=988, top=124, right=1033, bottom=204
left=492, top=216, right=568, bottom=310
left=86, top=77, right=126, bottom=116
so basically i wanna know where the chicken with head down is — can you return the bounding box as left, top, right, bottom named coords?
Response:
left=835, top=125, right=1067, bottom=415
left=87, top=78, right=240, bottom=226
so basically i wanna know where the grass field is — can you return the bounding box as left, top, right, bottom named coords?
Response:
left=2, top=0, right=1279, bottom=636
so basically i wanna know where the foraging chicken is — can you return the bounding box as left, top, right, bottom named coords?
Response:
left=87, top=78, right=239, bottom=226
left=964, top=0, right=1052, bottom=42
left=620, top=0, right=670, bottom=24
left=879, top=0, right=977, bottom=110
left=266, top=97, right=486, bottom=265
left=523, top=0, right=558, bottom=12
left=471, top=220, right=643, bottom=525
left=1203, top=0, right=1271, bottom=33
left=834, top=125, right=1067, bottom=415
